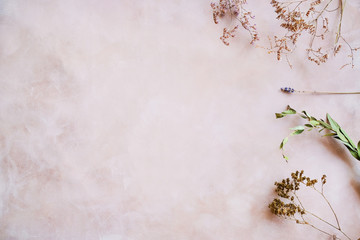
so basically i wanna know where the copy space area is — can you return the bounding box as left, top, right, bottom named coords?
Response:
left=0, top=1, right=359, bottom=239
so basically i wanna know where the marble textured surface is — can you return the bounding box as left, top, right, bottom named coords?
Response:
left=0, top=0, right=360, bottom=239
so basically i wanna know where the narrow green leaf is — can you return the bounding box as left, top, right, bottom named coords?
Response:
left=276, top=106, right=296, bottom=118
left=290, top=126, right=304, bottom=135
left=327, top=114, right=340, bottom=132
left=343, top=142, right=360, bottom=161
left=333, top=136, right=351, bottom=146
left=280, top=137, right=288, bottom=149
left=291, top=129, right=304, bottom=135
left=309, top=120, right=320, bottom=126
left=348, top=148, right=360, bottom=160
left=282, top=110, right=295, bottom=115
left=322, top=132, right=337, bottom=137
left=339, top=128, right=356, bottom=149
left=337, top=132, right=348, bottom=143
left=318, top=120, right=331, bottom=129
left=301, top=111, right=310, bottom=119
left=282, top=108, right=296, bottom=115
left=357, top=141, right=360, bottom=159
left=282, top=154, right=289, bottom=162
left=290, top=126, right=305, bottom=131
left=304, top=124, right=313, bottom=128
left=300, top=114, right=307, bottom=119
left=326, top=114, right=348, bottom=144
left=342, top=141, right=357, bottom=152
left=319, top=127, right=326, bottom=133
left=275, top=113, right=284, bottom=119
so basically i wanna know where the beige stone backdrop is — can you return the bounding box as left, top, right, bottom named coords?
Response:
left=0, top=0, right=359, bottom=239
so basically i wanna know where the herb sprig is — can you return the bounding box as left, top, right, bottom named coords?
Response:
left=276, top=105, right=360, bottom=161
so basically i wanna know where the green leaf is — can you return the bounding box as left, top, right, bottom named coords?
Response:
left=322, top=132, right=337, bottom=137
left=290, top=126, right=305, bottom=135
left=282, top=153, right=289, bottom=162
left=348, top=148, right=360, bottom=160
left=280, top=137, right=288, bottom=149
left=276, top=106, right=296, bottom=119
left=357, top=141, right=360, bottom=159
left=327, top=114, right=340, bottom=132
left=275, top=113, right=284, bottom=119
left=300, top=114, right=308, bottom=119
left=319, top=127, right=326, bottom=133
left=336, top=131, right=348, bottom=144
left=301, top=111, right=310, bottom=119
left=326, top=114, right=348, bottom=143
left=318, top=120, right=331, bottom=129
left=304, top=124, right=313, bottom=128
left=309, top=120, right=320, bottom=126
left=282, top=110, right=295, bottom=115
left=339, top=128, right=356, bottom=149
left=342, top=142, right=360, bottom=160
left=342, top=141, right=357, bottom=152
left=290, top=126, right=305, bottom=131
left=283, top=106, right=296, bottom=115
left=291, top=129, right=304, bottom=135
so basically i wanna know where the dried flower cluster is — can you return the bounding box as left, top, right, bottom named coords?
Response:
left=269, top=171, right=353, bottom=240
left=268, top=0, right=323, bottom=65
left=269, top=170, right=315, bottom=217
left=211, top=0, right=259, bottom=45
left=211, top=0, right=359, bottom=68
left=268, top=0, right=358, bottom=67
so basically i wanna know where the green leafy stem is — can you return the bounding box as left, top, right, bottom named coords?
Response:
left=276, top=105, right=360, bottom=161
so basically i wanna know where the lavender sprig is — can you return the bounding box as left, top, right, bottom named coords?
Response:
left=281, top=87, right=360, bottom=95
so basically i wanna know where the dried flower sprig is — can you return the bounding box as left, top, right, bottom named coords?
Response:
left=276, top=105, right=360, bottom=161
left=269, top=170, right=354, bottom=240
left=269, top=0, right=359, bottom=68
left=211, top=0, right=259, bottom=45
left=280, top=87, right=360, bottom=95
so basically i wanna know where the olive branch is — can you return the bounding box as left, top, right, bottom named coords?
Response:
left=276, top=105, right=360, bottom=161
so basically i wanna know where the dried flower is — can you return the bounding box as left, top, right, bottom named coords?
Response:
left=220, top=26, right=239, bottom=45
left=268, top=0, right=359, bottom=68
left=280, top=87, right=295, bottom=93
left=211, top=0, right=259, bottom=45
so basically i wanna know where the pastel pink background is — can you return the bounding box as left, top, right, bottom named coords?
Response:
left=0, top=0, right=360, bottom=239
